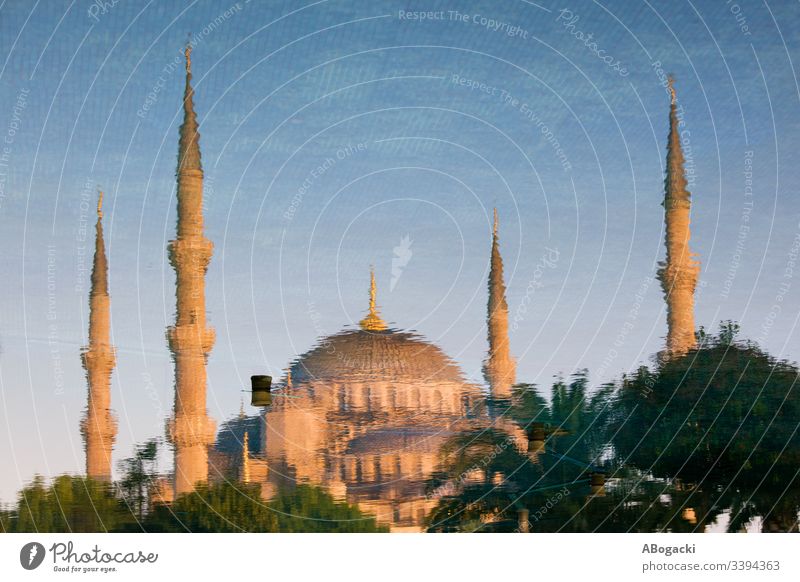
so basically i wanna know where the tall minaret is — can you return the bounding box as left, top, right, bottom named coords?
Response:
left=359, top=268, right=387, bottom=331
left=80, top=191, right=117, bottom=481
left=166, top=44, right=216, bottom=496
left=483, top=209, right=516, bottom=398
left=658, top=79, right=699, bottom=357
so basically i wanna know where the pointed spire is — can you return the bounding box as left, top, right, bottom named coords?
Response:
left=167, top=43, right=216, bottom=496
left=91, top=190, right=109, bottom=299
left=665, top=76, right=689, bottom=208
left=81, top=189, right=117, bottom=481
left=668, top=76, right=677, bottom=106
left=483, top=208, right=516, bottom=398
left=359, top=267, right=387, bottom=331
left=178, top=41, right=202, bottom=175
left=658, top=77, right=699, bottom=357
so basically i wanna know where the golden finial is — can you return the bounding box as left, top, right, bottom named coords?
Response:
left=359, top=267, right=387, bottom=331
left=369, top=267, right=377, bottom=313
left=286, top=369, right=292, bottom=388
left=97, top=190, right=104, bottom=218
left=668, top=76, right=676, bottom=105
left=493, top=208, right=498, bottom=237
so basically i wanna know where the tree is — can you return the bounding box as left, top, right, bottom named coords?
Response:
left=271, top=485, right=388, bottom=532
left=613, top=323, right=800, bottom=487
left=426, top=374, right=618, bottom=532
left=425, top=428, right=536, bottom=532
left=9, top=474, right=133, bottom=532
left=117, top=438, right=159, bottom=520
left=144, top=481, right=277, bottom=532
left=544, top=371, right=615, bottom=466
left=0, top=506, right=14, bottom=532
left=507, top=373, right=615, bottom=468
left=143, top=482, right=387, bottom=532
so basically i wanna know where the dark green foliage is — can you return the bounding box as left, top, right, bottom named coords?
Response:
left=270, top=485, right=388, bottom=532
left=428, top=326, right=800, bottom=532
left=7, top=475, right=134, bottom=532
left=509, top=373, right=615, bottom=466
left=143, top=481, right=277, bottom=532
left=0, top=508, right=13, bottom=532
left=613, top=324, right=800, bottom=486
left=144, top=482, right=386, bottom=532
left=426, top=373, right=618, bottom=532
left=425, top=428, right=538, bottom=532
left=5, top=476, right=386, bottom=533
left=546, top=372, right=616, bottom=466
left=505, top=383, right=548, bottom=427
left=117, top=439, right=159, bottom=520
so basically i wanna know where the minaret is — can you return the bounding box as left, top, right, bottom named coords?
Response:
left=166, top=44, right=216, bottom=496
left=80, top=191, right=117, bottom=481
left=657, top=78, right=699, bottom=357
left=483, top=209, right=516, bottom=398
left=359, top=268, right=387, bottom=331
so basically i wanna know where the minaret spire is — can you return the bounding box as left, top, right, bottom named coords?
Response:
left=80, top=190, right=117, bottom=480
left=166, top=45, right=216, bottom=496
left=483, top=208, right=516, bottom=398
left=359, top=267, right=387, bottom=331
left=178, top=42, right=201, bottom=176
left=658, top=78, right=699, bottom=357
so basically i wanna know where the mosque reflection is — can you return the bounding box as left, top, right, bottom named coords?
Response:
left=200, top=205, right=800, bottom=533
left=214, top=271, right=497, bottom=531
left=206, top=211, right=536, bottom=531
left=206, top=284, right=800, bottom=532
left=38, top=48, right=794, bottom=535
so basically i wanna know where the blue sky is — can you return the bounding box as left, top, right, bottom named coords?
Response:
left=1, top=0, right=799, bottom=502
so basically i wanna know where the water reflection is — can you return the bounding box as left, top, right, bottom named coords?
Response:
left=206, top=325, right=800, bottom=533
left=5, top=322, right=799, bottom=533
left=220, top=321, right=800, bottom=533
left=217, top=325, right=488, bottom=531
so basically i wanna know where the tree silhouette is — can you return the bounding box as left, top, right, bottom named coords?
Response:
left=613, top=323, right=800, bottom=486
left=144, top=482, right=386, bottom=532
left=426, top=373, right=617, bottom=532
left=117, top=438, right=159, bottom=520
left=9, top=475, right=132, bottom=532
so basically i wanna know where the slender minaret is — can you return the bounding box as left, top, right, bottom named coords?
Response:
left=483, top=209, right=516, bottom=398
left=658, top=78, right=699, bottom=356
left=359, top=268, right=387, bottom=331
left=166, top=44, right=216, bottom=496
left=80, top=191, right=117, bottom=481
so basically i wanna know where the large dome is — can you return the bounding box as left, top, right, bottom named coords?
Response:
left=289, top=328, right=465, bottom=384
left=242, top=270, right=492, bottom=532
